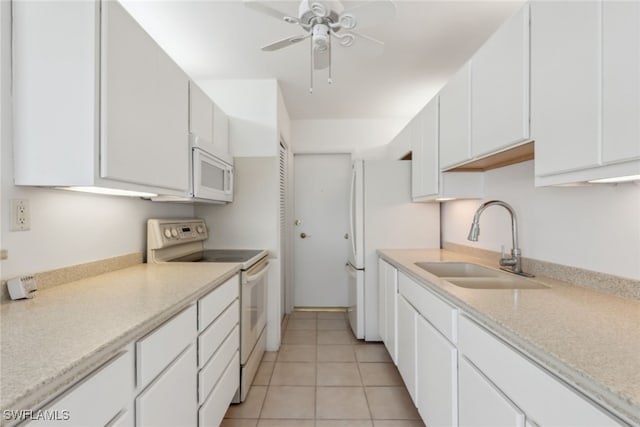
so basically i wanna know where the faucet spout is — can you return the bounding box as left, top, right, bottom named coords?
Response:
left=466, top=200, right=531, bottom=277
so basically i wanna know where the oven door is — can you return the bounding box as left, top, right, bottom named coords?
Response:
left=241, top=257, right=269, bottom=364
left=192, top=148, right=233, bottom=202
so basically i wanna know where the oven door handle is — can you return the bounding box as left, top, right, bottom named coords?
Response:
left=245, top=260, right=270, bottom=283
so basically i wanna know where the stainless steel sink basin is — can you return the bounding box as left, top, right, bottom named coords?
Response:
left=415, top=262, right=500, bottom=278
left=445, top=277, right=548, bottom=290
left=415, top=261, right=548, bottom=290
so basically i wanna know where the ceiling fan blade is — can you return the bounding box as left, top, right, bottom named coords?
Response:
left=335, top=31, right=384, bottom=56
left=313, top=45, right=331, bottom=70
left=244, top=0, right=299, bottom=24
left=339, top=0, right=396, bottom=30
left=262, top=34, right=311, bottom=51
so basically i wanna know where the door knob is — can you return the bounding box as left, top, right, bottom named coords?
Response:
left=300, top=232, right=310, bottom=239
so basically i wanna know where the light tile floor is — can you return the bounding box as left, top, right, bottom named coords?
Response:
left=222, top=311, right=425, bottom=427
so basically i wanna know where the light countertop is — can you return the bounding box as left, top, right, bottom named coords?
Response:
left=0, top=262, right=241, bottom=416
left=378, top=249, right=640, bottom=425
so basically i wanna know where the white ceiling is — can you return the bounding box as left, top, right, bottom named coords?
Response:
left=121, top=0, right=525, bottom=120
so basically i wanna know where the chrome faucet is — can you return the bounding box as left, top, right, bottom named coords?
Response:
left=467, top=200, right=533, bottom=277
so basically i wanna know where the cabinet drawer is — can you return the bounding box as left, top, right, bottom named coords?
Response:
left=136, top=305, right=197, bottom=389
left=199, top=300, right=239, bottom=368
left=398, top=272, right=457, bottom=343
left=26, top=350, right=133, bottom=426
left=458, top=315, right=620, bottom=426
left=198, top=351, right=240, bottom=427
left=199, top=325, right=239, bottom=404
left=199, top=275, right=239, bottom=331
left=136, top=344, right=197, bottom=427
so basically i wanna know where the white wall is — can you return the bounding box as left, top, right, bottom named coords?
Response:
left=198, top=79, right=279, bottom=157
left=0, top=1, right=193, bottom=280
left=195, top=157, right=281, bottom=350
left=291, top=118, right=407, bottom=158
left=441, top=161, right=640, bottom=280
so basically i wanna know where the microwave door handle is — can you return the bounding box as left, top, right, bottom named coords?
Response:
left=226, top=169, right=233, bottom=194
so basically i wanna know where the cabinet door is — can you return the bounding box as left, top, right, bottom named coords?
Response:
left=412, top=99, right=439, bottom=200
left=189, top=81, right=215, bottom=153
left=531, top=1, right=601, bottom=177
left=136, top=344, right=198, bottom=427
left=26, top=351, right=134, bottom=427
left=472, top=4, right=529, bottom=157
left=439, top=62, right=471, bottom=169
left=396, top=295, right=417, bottom=403
left=458, top=315, right=620, bottom=427
left=383, top=260, right=398, bottom=363
left=213, top=103, right=230, bottom=156
left=459, top=357, right=525, bottom=427
left=416, top=315, right=458, bottom=427
left=378, top=258, right=398, bottom=359
left=602, top=1, right=640, bottom=164
left=410, top=113, right=424, bottom=199
left=100, top=1, right=189, bottom=192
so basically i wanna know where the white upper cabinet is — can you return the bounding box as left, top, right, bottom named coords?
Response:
left=189, top=81, right=231, bottom=159
left=411, top=96, right=484, bottom=202
left=101, top=1, right=189, bottom=192
left=411, top=99, right=439, bottom=200
left=13, top=1, right=189, bottom=196
left=439, top=62, right=472, bottom=169
left=532, top=0, right=640, bottom=185
left=189, top=82, right=215, bottom=153
left=471, top=4, right=530, bottom=158
left=213, top=103, right=230, bottom=157
left=602, top=1, right=640, bottom=165
left=531, top=1, right=600, bottom=178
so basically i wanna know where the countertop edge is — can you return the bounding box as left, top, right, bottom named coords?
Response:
left=377, top=249, right=639, bottom=426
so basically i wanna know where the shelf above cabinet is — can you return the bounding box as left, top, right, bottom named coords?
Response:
left=446, top=141, right=534, bottom=172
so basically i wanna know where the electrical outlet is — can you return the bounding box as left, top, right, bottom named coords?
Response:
left=11, top=199, right=30, bottom=231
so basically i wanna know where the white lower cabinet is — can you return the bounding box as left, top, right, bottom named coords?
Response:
left=378, top=258, right=398, bottom=363
left=416, top=315, right=458, bottom=427
left=136, top=345, right=198, bottom=426
left=25, top=351, right=134, bottom=427
left=378, top=257, right=625, bottom=427
left=458, top=315, right=621, bottom=427
left=396, top=294, right=417, bottom=403
left=459, top=356, right=525, bottom=427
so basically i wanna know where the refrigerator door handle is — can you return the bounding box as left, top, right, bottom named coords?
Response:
left=349, top=166, right=357, bottom=261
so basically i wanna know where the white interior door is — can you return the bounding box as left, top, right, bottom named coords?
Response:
left=293, top=154, right=351, bottom=307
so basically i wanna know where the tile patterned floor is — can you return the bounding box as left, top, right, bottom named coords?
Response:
left=222, top=311, right=425, bottom=427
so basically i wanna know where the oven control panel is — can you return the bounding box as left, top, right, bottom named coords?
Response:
left=147, top=218, right=208, bottom=250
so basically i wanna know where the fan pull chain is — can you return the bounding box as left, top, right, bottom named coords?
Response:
left=328, top=35, right=333, bottom=84
left=309, top=36, right=314, bottom=93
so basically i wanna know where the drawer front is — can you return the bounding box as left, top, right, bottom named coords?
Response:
left=198, top=300, right=239, bottom=367
left=199, top=274, right=239, bottom=331
left=198, top=351, right=240, bottom=427
left=199, top=325, right=239, bottom=404
left=398, top=272, right=457, bottom=343
left=458, top=315, right=621, bottom=426
left=26, top=350, right=133, bottom=427
left=136, top=305, right=197, bottom=389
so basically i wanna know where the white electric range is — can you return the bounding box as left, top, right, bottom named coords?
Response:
left=146, top=218, right=268, bottom=403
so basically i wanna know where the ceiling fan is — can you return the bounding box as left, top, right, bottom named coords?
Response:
left=244, top=0, right=397, bottom=92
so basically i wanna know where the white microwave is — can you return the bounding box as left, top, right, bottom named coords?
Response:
left=192, top=148, right=233, bottom=202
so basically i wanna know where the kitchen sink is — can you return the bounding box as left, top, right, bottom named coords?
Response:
left=415, top=262, right=500, bottom=278
left=445, top=277, right=548, bottom=290
left=415, top=261, right=548, bottom=290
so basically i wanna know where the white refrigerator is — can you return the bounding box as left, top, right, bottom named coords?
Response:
left=346, top=160, right=440, bottom=340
